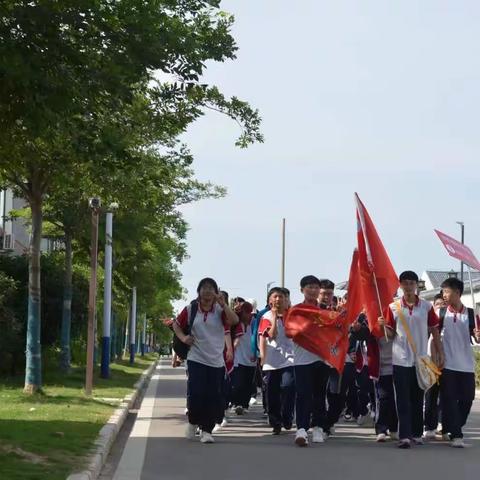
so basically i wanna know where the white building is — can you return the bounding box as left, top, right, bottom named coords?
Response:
left=420, top=270, right=480, bottom=312
left=0, top=189, right=58, bottom=256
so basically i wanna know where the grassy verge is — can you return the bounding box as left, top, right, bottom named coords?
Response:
left=0, top=353, right=157, bottom=480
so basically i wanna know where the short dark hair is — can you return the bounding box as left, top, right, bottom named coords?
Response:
left=433, top=293, right=444, bottom=302
left=440, top=277, right=464, bottom=295
left=233, top=296, right=246, bottom=303
left=399, top=271, right=418, bottom=283
left=319, top=279, right=335, bottom=290
left=300, top=275, right=321, bottom=288
left=268, top=287, right=285, bottom=301
left=197, top=277, right=219, bottom=294
left=281, top=287, right=290, bottom=296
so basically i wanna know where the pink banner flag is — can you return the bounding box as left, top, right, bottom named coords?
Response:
left=435, top=229, right=480, bottom=271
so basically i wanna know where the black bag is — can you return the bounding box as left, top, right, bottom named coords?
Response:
left=172, top=300, right=198, bottom=360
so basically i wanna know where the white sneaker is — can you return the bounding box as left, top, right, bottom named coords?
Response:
left=376, top=433, right=387, bottom=442
left=185, top=423, right=197, bottom=440
left=451, top=438, right=465, bottom=448
left=436, top=423, right=443, bottom=435
left=357, top=415, right=367, bottom=426
left=212, top=424, right=222, bottom=433
left=424, top=430, right=436, bottom=440
left=295, top=428, right=309, bottom=447
left=312, top=426, right=325, bottom=443
left=200, top=431, right=215, bottom=444
left=330, top=426, right=336, bottom=435
left=249, top=397, right=257, bottom=406
left=389, top=431, right=399, bottom=441
left=220, top=418, right=228, bottom=427
left=412, top=437, right=424, bottom=445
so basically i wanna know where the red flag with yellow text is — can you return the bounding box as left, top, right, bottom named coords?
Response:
left=285, top=304, right=352, bottom=373
left=355, top=193, right=398, bottom=337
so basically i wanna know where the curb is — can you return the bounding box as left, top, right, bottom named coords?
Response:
left=67, top=359, right=158, bottom=480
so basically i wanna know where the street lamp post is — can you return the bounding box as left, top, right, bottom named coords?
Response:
left=130, top=286, right=137, bottom=365
left=457, top=221, right=465, bottom=282
left=101, top=203, right=118, bottom=379
left=85, top=197, right=101, bottom=396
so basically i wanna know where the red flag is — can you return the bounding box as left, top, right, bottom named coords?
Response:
left=284, top=305, right=351, bottom=373
left=355, top=193, right=398, bottom=338
left=434, top=229, right=480, bottom=271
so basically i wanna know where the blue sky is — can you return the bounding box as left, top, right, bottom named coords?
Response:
left=175, top=1, right=480, bottom=308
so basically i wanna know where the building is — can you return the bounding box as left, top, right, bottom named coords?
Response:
left=0, top=189, right=59, bottom=256
left=0, top=189, right=30, bottom=255
left=420, top=270, right=480, bottom=312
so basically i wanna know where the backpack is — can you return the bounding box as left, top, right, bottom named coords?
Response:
left=172, top=300, right=198, bottom=360
left=438, top=306, right=475, bottom=343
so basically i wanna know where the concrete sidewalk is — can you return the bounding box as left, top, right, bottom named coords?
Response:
left=106, top=361, right=480, bottom=480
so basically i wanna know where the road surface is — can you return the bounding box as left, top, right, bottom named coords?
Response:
left=101, top=360, right=480, bottom=480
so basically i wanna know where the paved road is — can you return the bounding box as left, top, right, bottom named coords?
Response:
left=102, top=360, right=480, bottom=480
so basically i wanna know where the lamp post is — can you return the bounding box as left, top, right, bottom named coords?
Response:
left=101, top=203, right=118, bottom=379
left=85, top=197, right=101, bottom=396
left=457, top=221, right=465, bottom=282
left=130, top=284, right=137, bottom=365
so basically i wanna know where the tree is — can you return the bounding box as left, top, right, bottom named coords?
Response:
left=0, top=1, right=262, bottom=392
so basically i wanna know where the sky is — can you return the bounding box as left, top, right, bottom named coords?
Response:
left=174, top=0, right=480, bottom=309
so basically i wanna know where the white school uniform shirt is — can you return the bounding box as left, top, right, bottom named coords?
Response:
left=440, top=306, right=475, bottom=373
left=291, top=302, right=327, bottom=366
left=176, top=303, right=229, bottom=368
left=386, top=296, right=439, bottom=368
left=259, top=311, right=294, bottom=371
left=234, top=322, right=257, bottom=368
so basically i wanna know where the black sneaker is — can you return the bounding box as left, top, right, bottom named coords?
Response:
left=283, top=423, right=293, bottom=431
left=272, top=426, right=282, bottom=435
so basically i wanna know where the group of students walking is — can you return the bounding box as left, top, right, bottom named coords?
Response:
left=172, top=273, right=480, bottom=448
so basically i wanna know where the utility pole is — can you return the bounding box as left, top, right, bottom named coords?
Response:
left=281, top=218, right=286, bottom=287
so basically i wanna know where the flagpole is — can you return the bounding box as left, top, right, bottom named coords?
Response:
left=355, top=194, right=389, bottom=342
left=281, top=218, right=286, bottom=288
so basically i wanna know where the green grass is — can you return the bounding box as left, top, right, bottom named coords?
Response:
left=0, top=353, right=157, bottom=480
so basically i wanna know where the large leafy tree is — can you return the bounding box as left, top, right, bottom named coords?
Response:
left=0, top=1, right=262, bottom=393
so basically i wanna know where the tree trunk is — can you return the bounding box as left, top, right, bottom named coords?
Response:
left=24, top=195, right=43, bottom=394
left=59, top=232, right=73, bottom=373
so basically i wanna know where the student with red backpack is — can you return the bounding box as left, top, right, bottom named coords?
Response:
left=173, top=278, right=238, bottom=444
left=436, top=277, right=480, bottom=447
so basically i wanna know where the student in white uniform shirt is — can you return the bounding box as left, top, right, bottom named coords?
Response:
left=258, top=287, right=295, bottom=435
left=436, top=277, right=480, bottom=448
left=293, top=276, right=333, bottom=446
left=231, top=301, right=257, bottom=414
left=380, top=270, right=444, bottom=449
left=173, top=278, right=239, bottom=444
